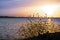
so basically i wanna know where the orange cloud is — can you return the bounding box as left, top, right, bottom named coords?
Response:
left=26, top=0, right=60, bottom=7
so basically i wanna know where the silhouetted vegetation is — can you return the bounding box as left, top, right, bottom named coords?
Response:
left=16, top=18, right=60, bottom=40
left=15, top=13, right=60, bottom=40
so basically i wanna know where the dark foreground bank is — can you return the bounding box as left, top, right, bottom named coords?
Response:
left=0, top=31, right=60, bottom=40
left=22, top=32, right=60, bottom=40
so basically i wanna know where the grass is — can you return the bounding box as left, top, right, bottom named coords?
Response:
left=16, top=17, right=60, bottom=40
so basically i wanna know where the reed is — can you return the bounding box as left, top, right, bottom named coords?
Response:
left=16, top=13, right=60, bottom=40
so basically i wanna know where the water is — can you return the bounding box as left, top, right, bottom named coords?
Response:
left=0, top=18, right=28, bottom=39
left=52, top=18, right=60, bottom=25
left=0, top=18, right=60, bottom=38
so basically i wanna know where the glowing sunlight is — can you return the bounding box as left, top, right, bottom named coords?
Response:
left=40, top=5, right=59, bottom=17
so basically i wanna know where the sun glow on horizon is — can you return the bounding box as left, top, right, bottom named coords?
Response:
left=40, top=5, right=59, bottom=17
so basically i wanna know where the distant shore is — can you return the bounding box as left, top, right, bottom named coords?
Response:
left=0, top=16, right=60, bottom=18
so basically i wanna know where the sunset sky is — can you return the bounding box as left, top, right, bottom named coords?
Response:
left=0, top=0, right=60, bottom=17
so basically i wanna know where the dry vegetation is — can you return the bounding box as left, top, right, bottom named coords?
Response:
left=16, top=17, right=60, bottom=39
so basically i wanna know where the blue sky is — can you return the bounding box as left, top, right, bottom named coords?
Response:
left=0, top=0, right=36, bottom=9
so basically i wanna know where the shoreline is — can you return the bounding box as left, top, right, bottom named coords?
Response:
left=0, top=16, right=60, bottom=18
